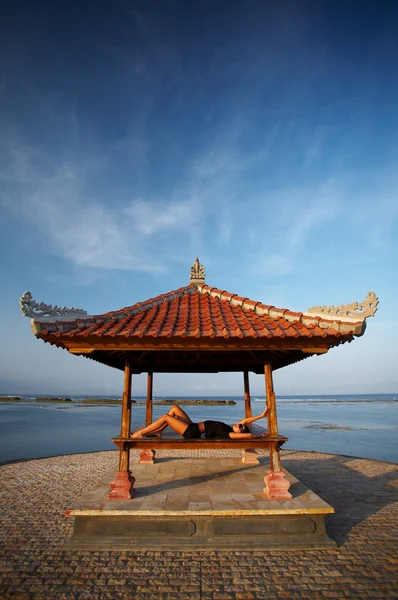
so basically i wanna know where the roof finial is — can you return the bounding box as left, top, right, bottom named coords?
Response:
left=190, top=256, right=205, bottom=286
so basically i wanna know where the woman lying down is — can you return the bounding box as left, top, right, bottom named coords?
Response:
left=130, top=404, right=269, bottom=439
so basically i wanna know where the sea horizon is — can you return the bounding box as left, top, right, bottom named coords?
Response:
left=1, top=391, right=397, bottom=403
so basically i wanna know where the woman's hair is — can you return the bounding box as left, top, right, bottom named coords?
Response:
left=238, top=424, right=250, bottom=434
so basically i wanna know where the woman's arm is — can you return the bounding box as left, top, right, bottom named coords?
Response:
left=238, top=407, right=268, bottom=426
left=229, top=431, right=268, bottom=439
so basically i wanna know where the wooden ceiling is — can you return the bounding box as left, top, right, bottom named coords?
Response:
left=76, top=347, right=337, bottom=373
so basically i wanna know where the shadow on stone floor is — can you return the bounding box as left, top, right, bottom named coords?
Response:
left=136, top=463, right=256, bottom=497
left=283, top=452, right=398, bottom=545
left=148, top=456, right=176, bottom=463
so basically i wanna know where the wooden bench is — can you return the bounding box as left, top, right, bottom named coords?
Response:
left=112, top=423, right=288, bottom=464
left=112, top=435, right=287, bottom=465
left=112, top=433, right=288, bottom=451
left=112, top=426, right=288, bottom=464
left=109, top=427, right=291, bottom=498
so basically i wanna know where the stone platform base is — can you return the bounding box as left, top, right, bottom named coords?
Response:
left=65, top=455, right=335, bottom=551
left=66, top=513, right=335, bottom=550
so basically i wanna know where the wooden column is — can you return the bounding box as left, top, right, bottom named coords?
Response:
left=120, top=355, right=133, bottom=443
left=265, top=363, right=278, bottom=441
left=242, top=371, right=259, bottom=464
left=263, top=362, right=292, bottom=500
left=108, top=354, right=136, bottom=499
left=146, top=372, right=153, bottom=425
left=139, top=372, right=156, bottom=464
left=243, top=370, right=252, bottom=419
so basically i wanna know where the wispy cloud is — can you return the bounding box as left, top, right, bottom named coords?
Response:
left=249, top=179, right=344, bottom=276
left=304, top=126, right=327, bottom=165
left=0, top=134, right=199, bottom=273
left=348, top=169, right=398, bottom=250
left=0, top=115, right=263, bottom=275
left=255, top=254, right=292, bottom=277
left=288, top=192, right=340, bottom=249
left=1, top=97, right=397, bottom=282
left=123, top=198, right=196, bottom=237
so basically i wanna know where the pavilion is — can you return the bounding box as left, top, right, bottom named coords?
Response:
left=20, top=257, right=378, bottom=507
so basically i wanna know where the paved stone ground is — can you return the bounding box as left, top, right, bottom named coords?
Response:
left=0, top=448, right=397, bottom=599
left=70, top=454, right=332, bottom=516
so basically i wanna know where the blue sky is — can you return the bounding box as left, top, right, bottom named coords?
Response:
left=1, top=1, right=397, bottom=397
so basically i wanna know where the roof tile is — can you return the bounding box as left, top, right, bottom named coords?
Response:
left=41, top=284, right=355, bottom=344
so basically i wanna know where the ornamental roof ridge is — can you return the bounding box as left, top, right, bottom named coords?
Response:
left=198, top=284, right=293, bottom=319
left=196, top=284, right=367, bottom=336
left=306, top=291, right=378, bottom=321
left=20, top=291, right=90, bottom=322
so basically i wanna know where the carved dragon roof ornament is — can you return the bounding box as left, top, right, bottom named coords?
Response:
left=190, top=255, right=205, bottom=286
left=307, top=291, right=379, bottom=320
left=20, top=291, right=89, bottom=321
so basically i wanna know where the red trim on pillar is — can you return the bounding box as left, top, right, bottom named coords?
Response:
left=108, top=471, right=136, bottom=500
left=263, top=470, right=292, bottom=500
left=139, top=449, right=156, bottom=464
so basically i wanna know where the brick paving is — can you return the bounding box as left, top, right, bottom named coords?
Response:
left=0, top=448, right=397, bottom=599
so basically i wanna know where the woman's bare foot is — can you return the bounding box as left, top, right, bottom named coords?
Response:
left=130, top=432, right=143, bottom=438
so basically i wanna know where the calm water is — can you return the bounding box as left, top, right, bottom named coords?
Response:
left=0, top=394, right=397, bottom=464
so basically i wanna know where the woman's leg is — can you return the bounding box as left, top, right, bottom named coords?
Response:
left=167, top=404, right=192, bottom=424
left=131, top=413, right=189, bottom=438
left=143, top=405, right=193, bottom=436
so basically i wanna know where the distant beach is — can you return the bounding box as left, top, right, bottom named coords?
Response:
left=0, top=396, right=236, bottom=406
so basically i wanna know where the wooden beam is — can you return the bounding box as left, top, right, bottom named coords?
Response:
left=301, top=347, right=329, bottom=354
left=60, top=335, right=348, bottom=352
left=68, top=348, right=95, bottom=354
left=146, top=372, right=153, bottom=426
left=243, top=371, right=252, bottom=419
left=119, top=355, right=132, bottom=472
left=264, top=363, right=278, bottom=438
left=263, top=363, right=292, bottom=499
left=109, top=358, right=136, bottom=500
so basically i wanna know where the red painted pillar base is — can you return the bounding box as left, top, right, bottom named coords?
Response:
left=241, top=449, right=260, bottom=464
left=263, top=470, right=292, bottom=500
left=108, top=471, right=136, bottom=500
left=139, top=449, right=156, bottom=464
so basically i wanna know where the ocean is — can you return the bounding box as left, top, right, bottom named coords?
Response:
left=0, top=393, right=397, bottom=464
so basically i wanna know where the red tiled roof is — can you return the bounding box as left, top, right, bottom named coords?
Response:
left=41, top=284, right=363, bottom=342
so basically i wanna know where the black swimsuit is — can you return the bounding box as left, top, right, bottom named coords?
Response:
left=182, top=421, right=233, bottom=440
left=204, top=420, right=233, bottom=439
left=183, top=423, right=201, bottom=439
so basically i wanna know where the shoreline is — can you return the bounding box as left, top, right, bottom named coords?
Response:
left=0, top=397, right=236, bottom=406
left=81, top=399, right=237, bottom=406
left=1, top=394, right=396, bottom=404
